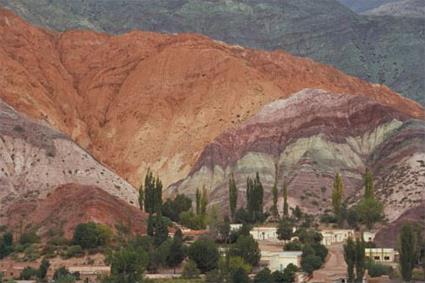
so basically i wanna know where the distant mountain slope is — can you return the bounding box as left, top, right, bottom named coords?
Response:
left=363, top=0, right=425, bottom=18
left=171, top=89, right=425, bottom=222
left=0, top=99, right=138, bottom=216
left=0, top=0, right=424, bottom=105
left=1, top=8, right=422, bottom=190
left=337, top=0, right=399, bottom=13
left=338, top=0, right=424, bottom=18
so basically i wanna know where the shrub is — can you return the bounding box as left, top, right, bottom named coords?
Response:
left=19, top=231, right=40, bottom=245
left=20, top=266, right=38, bottom=280
left=229, top=235, right=260, bottom=266
left=73, top=222, right=112, bottom=249
left=301, top=255, right=322, bottom=274
left=182, top=259, right=201, bottom=279
left=188, top=238, right=219, bottom=273
left=366, top=260, right=392, bottom=277
left=64, top=245, right=84, bottom=259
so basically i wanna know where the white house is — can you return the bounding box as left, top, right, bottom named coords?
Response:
left=250, top=227, right=279, bottom=241
left=230, top=224, right=243, bottom=232
left=365, top=248, right=398, bottom=263
left=260, top=251, right=302, bottom=272
left=363, top=231, right=376, bottom=243
left=321, top=229, right=354, bottom=246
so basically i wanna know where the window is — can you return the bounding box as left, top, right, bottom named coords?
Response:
left=374, top=256, right=380, bottom=260
left=384, top=256, right=390, bottom=261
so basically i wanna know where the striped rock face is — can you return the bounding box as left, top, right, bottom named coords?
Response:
left=0, top=99, right=138, bottom=220
left=170, top=89, right=425, bottom=221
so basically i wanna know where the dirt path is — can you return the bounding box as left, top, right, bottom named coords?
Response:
left=309, top=244, right=347, bottom=283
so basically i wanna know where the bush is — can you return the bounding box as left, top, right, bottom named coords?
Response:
left=20, top=266, right=38, bottom=280
left=188, top=238, right=219, bottom=273
left=73, top=222, right=112, bottom=249
left=179, top=211, right=206, bottom=230
left=254, top=268, right=273, bottom=283
left=230, top=235, right=260, bottom=266
left=320, top=214, right=337, bottom=224
left=366, top=260, right=392, bottom=277
left=64, top=245, right=84, bottom=259
left=284, top=240, right=303, bottom=251
left=19, top=231, right=40, bottom=245
left=182, top=259, right=201, bottom=279
left=301, top=255, right=322, bottom=274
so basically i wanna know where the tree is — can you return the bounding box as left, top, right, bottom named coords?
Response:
left=277, top=218, right=293, bottom=241
left=229, top=173, right=238, bottom=220
left=216, top=216, right=231, bottom=243
left=73, top=222, right=112, bottom=249
left=166, top=233, right=185, bottom=272
left=232, top=267, right=250, bottom=283
left=399, top=223, right=417, bottom=282
left=344, top=237, right=355, bottom=283
left=188, top=238, right=219, bottom=273
left=20, top=267, right=38, bottom=280
left=138, top=184, right=144, bottom=211
left=283, top=182, right=289, bottom=217
left=147, top=214, right=154, bottom=237
left=38, top=258, right=50, bottom=280
left=143, top=169, right=163, bottom=214
left=0, top=231, right=13, bottom=259
left=356, top=198, right=384, bottom=230
left=182, top=259, right=201, bottom=278
left=230, top=235, right=261, bottom=266
left=301, top=255, right=322, bottom=274
left=254, top=268, right=273, bottom=283
left=282, top=263, right=298, bottom=283
left=271, top=183, right=279, bottom=218
left=332, top=173, right=344, bottom=221
left=246, top=173, right=264, bottom=223
left=364, top=168, right=374, bottom=199
left=106, top=243, right=149, bottom=283
left=153, top=215, right=169, bottom=247
left=355, top=238, right=365, bottom=282
left=195, top=188, right=201, bottom=215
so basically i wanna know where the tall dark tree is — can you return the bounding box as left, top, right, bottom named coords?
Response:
left=229, top=173, right=238, bottom=220
left=143, top=169, right=163, bottom=214
left=283, top=181, right=289, bottom=217
left=364, top=168, right=374, bottom=199
left=277, top=218, right=293, bottom=241
left=246, top=172, right=264, bottom=223
left=354, top=238, right=365, bottom=282
left=166, top=232, right=185, bottom=273
left=399, top=223, right=417, bottom=282
left=344, top=237, right=355, bottom=283
left=332, top=173, right=344, bottom=221
left=147, top=214, right=154, bottom=237
left=195, top=188, right=201, bottom=215
left=153, top=216, right=169, bottom=247
left=271, top=183, right=279, bottom=218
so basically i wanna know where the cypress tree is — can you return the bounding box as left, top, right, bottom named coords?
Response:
left=343, top=237, right=355, bottom=283
left=229, top=174, right=238, bottom=220
left=195, top=188, right=201, bottom=215
left=283, top=182, right=289, bottom=217
left=332, top=173, right=344, bottom=219
left=271, top=182, right=279, bottom=218
left=399, top=223, right=417, bottom=282
left=147, top=214, right=154, bottom=237
left=364, top=168, right=374, bottom=199
left=354, top=238, right=365, bottom=282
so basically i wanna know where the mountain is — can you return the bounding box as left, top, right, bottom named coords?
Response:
left=363, top=0, right=425, bottom=18
left=0, top=0, right=424, bottom=105
left=0, top=8, right=422, bottom=192
left=0, top=98, right=138, bottom=217
left=6, top=184, right=147, bottom=239
left=338, top=0, right=424, bottom=18
left=171, top=89, right=425, bottom=222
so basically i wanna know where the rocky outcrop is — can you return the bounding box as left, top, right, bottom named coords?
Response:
left=171, top=89, right=424, bottom=220
left=0, top=99, right=138, bottom=217
left=6, top=184, right=147, bottom=239
left=0, top=8, right=422, bottom=189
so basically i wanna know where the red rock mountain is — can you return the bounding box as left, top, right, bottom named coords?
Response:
left=0, top=8, right=423, bottom=190
left=6, top=184, right=147, bottom=239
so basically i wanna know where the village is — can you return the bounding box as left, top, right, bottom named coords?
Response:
left=0, top=221, right=404, bottom=283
